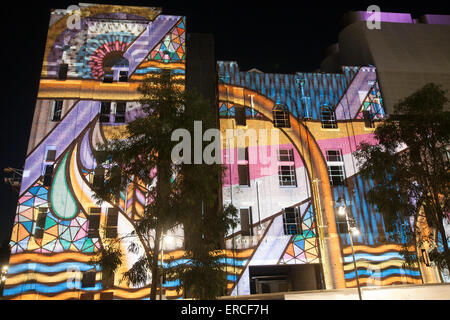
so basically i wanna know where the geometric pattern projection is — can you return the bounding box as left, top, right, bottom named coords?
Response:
left=148, top=17, right=186, bottom=63
left=10, top=181, right=100, bottom=255
left=280, top=201, right=320, bottom=264
left=356, top=81, right=385, bottom=120
left=219, top=102, right=265, bottom=119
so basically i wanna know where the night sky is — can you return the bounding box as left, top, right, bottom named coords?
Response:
left=1, top=0, right=449, bottom=242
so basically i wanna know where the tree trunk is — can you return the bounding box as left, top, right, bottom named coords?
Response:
left=150, top=226, right=162, bottom=300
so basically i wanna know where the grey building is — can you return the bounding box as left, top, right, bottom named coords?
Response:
left=321, top=12, right=450, bottom=114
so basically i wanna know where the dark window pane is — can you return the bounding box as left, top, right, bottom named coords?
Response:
left=238, top=164, right=250, bottom=186
left=58, top=64, right=68, bottom=80
left=278, top=149, right=294, bottom=162
left=119, top=71, right=128, bottom=82
left=240, top=208, right=253, bottom=236
left=81, top=271, right=96, bottom=288
left=363, top=110, right=373, bottom=128
left=46, top=150, right=57, bottom=161
left=52, top=101, right=63, bottom=121
left=320, top=106, right=337, bottom=129
left=273, top=106, right=290, bottom=128
left=278, top=165, right=297, bottom=187
left=43, top=165, right=54, bottom=187
left=326, top=150, right=342, bottom=162
left=235, top=106, right=246, bottom=126
left=115, top=102, right=126, bottom=123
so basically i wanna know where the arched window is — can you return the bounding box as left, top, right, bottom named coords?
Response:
left=272, top=105, right=290, bottom=128
left=320, top=105, right=337, bottom=129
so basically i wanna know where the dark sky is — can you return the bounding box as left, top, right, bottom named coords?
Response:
left=1, top=0, right=449, bottom=242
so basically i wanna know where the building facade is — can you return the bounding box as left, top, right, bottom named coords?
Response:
left=4, top=4, right=448, bottom=300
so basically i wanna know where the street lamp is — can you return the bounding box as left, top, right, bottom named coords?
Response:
left=338, top=201, right=362, bottom=300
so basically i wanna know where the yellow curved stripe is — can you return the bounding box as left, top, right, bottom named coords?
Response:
left=346, top=276, right=422, bottom=287
left=10, top=252, right=92, bottom=264
left=222, top=248, right=254, bottom=259
left=6, top=271, right=101, bottom=286
left=130, top=74, right=185, bottom=81
left=342, top=244, right=415, bottom=255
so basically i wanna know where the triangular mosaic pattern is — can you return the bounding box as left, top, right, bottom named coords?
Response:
left=280, top=201, right=320, bottom=264
left=356, top=81, right=385, bottom=120
left=147, top=17, right=186, bottom=63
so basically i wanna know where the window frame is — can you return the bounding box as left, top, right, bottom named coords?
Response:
left=320, top=105, right=338, bottom=129
left=272, top=105, right=290, bottom=128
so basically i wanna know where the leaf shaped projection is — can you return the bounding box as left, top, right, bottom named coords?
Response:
left=50, top=150, right=78, bottom=220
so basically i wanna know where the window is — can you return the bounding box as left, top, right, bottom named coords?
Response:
left=328, top=165, right=345, bottom=186
left=326, top=150, right=343, bottom=162
left=238, top=164, right=250, bottom=186
left=237, top=147, right=249, bottom=162
left=119, top=71, right=128, bottom=82
left=235, top=106, right=246, bottom=126
left=283, top=207, right=302, bottom=235
left=88, top=207, right=101, bottom=238
left=278, top=165, right=297, bottom=187
left=320, top=105, right=337, bottom=129
left=51, top=100, right=63, bottom=121
left=46, top=149, right=57, bottom=162
left=240, top=208, right=253, bottom=236
left=103, top=71, right=114, bottom=83
left=99, top=102, right=111, bottom=123
left=43, top=165, right=54, bottom=187
left=34, top=208, right=47, bottom=239
left=326, top=149, right=345, bottom=186
left=278, top=149, right=294, bottom=162
left=80, top=293, right=95, bottom=300
left=92, top=167, right=105, bottom=189
left=58, top=63, right=68, bottom=80
left=81, top=270, right=96, bottom=288
left=363, top=110, right=374, bottom=128
left=100, top=292, right=114, bottom=300
left=105, top=208, right=118, bottom=238
left=272, top=105, right=290, bottom=128
left=115, top=102, right=126, bottom=123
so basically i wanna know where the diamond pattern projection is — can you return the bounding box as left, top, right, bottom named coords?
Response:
left=356, top=81, right=385, bottom=120
left=10, top=182, right=100, bottom=254
left=147, top=18, right=185, bottom=63
left=280, top=201, right=320, bottom=264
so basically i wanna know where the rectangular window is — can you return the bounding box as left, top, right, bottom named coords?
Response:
left=240, top=208, right=253, bottom=236
left=115, top=102, right=126, bottom=123
left=80, top=293, right=95, bottom=300
left=88, top=207, right=101, bottom=238
left=81, top=270, right=96, bottom=288
left=278, top=165, right=297, bottom=187
left=46, top=149, right=57, bottom=162
left=237, top=147, right=249, bottom=162
left=43, top=165, right=54, bottom=187
left=103, top=71, right=114, bottom=83
left=100, top=292, right=114, bottom=300
left=93, top=167, right=105, bottom=189
left=283, top=207, right=302, bottom=235
left=278, top=149, right=294, bottom=162
left=58, top=63, right=68, bottom=80
left=326, top=150, right=343, bottom=162
left=105, top=208, right=118, bottom=238
left=34, top=208, right=47, bottom=239
left=51, top=100, right=63, bottom=121
left=328, top=165, right=345, bottom=186
left=320, top=107, right=338, bottom=129
left=363, top=110, right=374, bottom=128
left=100, top=102, right=111, bottom=123
left=119, top=71, right=128, bottom=82
left=235, top=106, right=246, bottom=126
left=238, top=164, right=250, bottom=186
